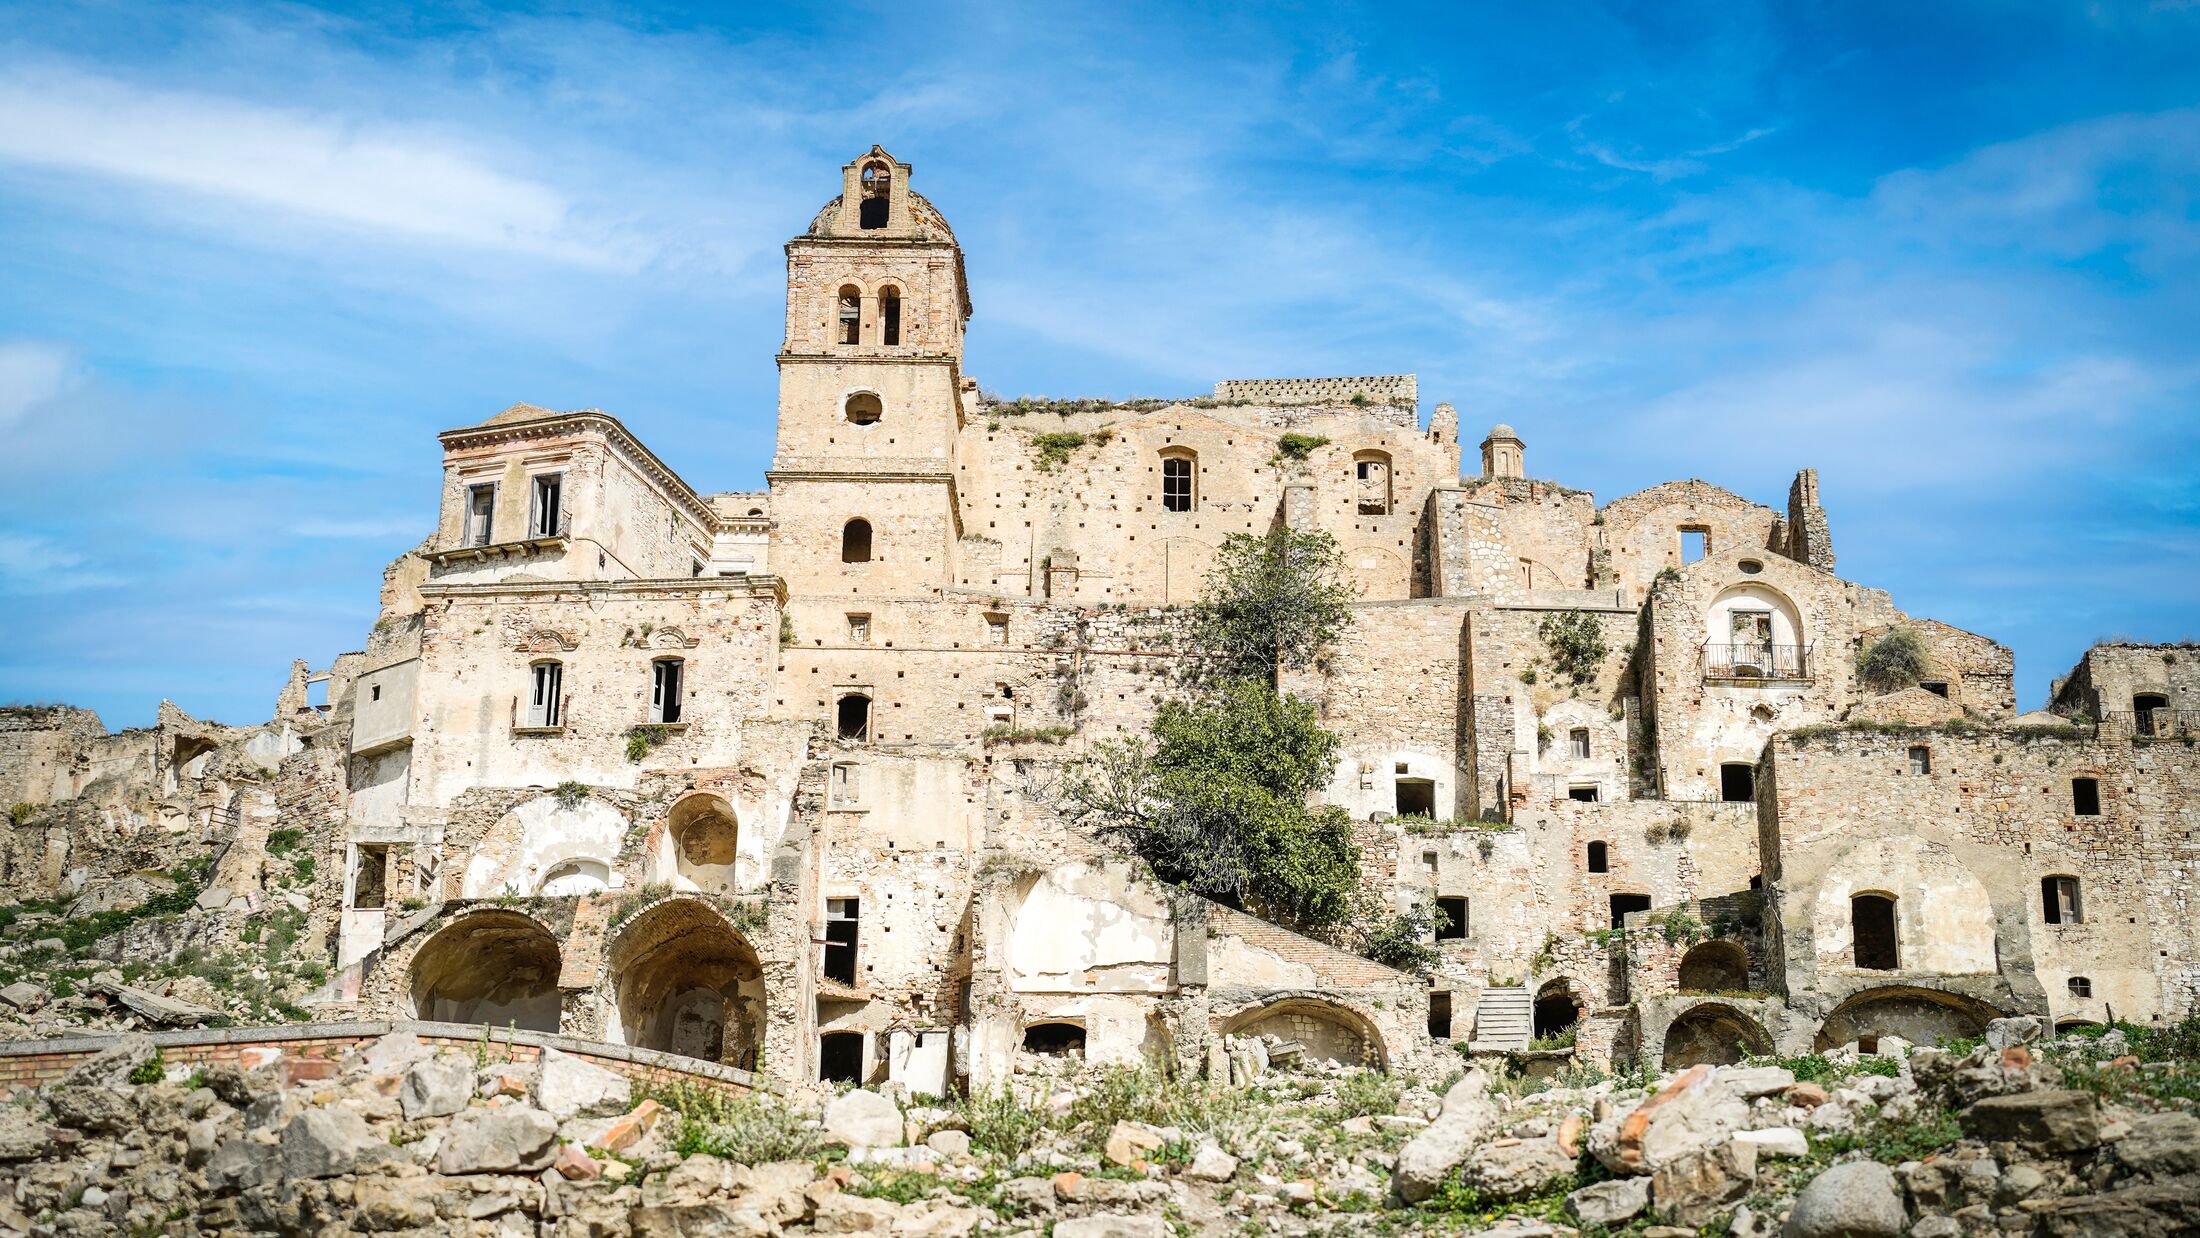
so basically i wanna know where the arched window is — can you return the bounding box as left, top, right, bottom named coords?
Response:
left=859, top=162, right=891, bottom=229
left=879, top=285, right=902, bottom=346
left=836, top=285, right=861, bottom=345
left=525, top=660, right=563, bottom=728
left=1354, top=450, right=1392, bottom=515
left=844, top=392, right=882, bottom=425
left=1852, top=893, right=1898, bottom=970
left=1160, top=451, right=1196, bottom=512
left=1586, top=841, right=1608, bottom=873
left=539, top=859, right=610, bottom=896
left=2068, top=976, right=2092, bottom=998
left=837, top=694, right=871, bottom=741
left=1706, top=584, right=1807, bottom=680
left=649, top=657, right=683, bottom=724
left=842, top=519, right=872, bottom=563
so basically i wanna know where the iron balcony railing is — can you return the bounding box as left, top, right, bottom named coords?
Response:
left=2105, top=708, right=2200, bottom=739
left=1702, top=642, right=1812, bottom=682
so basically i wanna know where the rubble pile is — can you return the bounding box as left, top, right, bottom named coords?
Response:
left=2, top=1016, right=2196, bottom=1236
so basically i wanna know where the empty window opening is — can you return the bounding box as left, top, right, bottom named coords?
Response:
left=1680, top=527, right=1708, bottom=564
left=1720, top=763, right=1756, bottom=802
left=1609, top=892, right=1651, bottom=929
left=1568, top=784, right=1600, bottom=803
left=830, top=762, right=859, bottom=806
left=1851, top=893, right=1899, bottom=970
left=1354, top=452, right=1391, bottom=515
left=2068, top=976, right=2093, bottom=999
left=880, top=287, right=901, bottom=346
left=1022, top=1022, right=1086, bottom=1057
left=1160, top=453, right=1196, bottom=512
left=837, top=285, right=862, bottom=344
left=2042, top=875, right=2084, bottom=925
left=526, top=661, right=563, bottom=728
left=1858, top=1035, right=1881, bottom=1055
left=1586, top=841, right=1608, bottom=873
left=351, top=846, right=388, bottom=910
left=819, top=1031, right=864, bottom=1083
left=844, top=392, right=883, bottom=425
left=2135, top=693, right=2170, bottom=735
left=985, top=613, right=1009, bottom=645
left=306, top=676, right=329, bottom=710
left=1568, top=728, right=1591, bottom=760
left=836, top=695, right=871, bottom=742
left=2072, top=777, right=2101, bottom=816
left=858, top=162, right=891, bottom=229
left=465, top=483, right=495, bottom=546
left=842, top=519, right=873, bottom=563
left=847, top=613, right=871, bottom=644
left=649, top=658, right=683, bottom=724
left=530, top=473, right=563, bottom=538
left=1919, top=680, right=1949, bottom=698
left=370, top=684, right=381, bottom=702
left=1908, top=746, right=1932, bottom=775
left=1428, top=991, right=1453, bottom=1039
left=1395, top=776, right=1435, bottom=819
left=1435, top=896, right=1468, bottom=940
left=823, top=898, right=859, bottom=985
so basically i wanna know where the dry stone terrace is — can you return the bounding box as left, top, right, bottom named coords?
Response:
left=3, top=142, right=2200, bottom=1235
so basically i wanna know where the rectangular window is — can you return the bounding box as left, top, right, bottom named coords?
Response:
left=1730, top=609, right=1773, bottom=645
left=2072, top=777, right=2101, bottom=816
left=1680, top=527, right=1709, bottom=563
left=1568, top=728, right=1591, bottom=759
left=1908, top=746, right=1931, bottom=775
left=985, top=614, right=1009, bottom=645
left=465, top=484, right=496, bottom=546
left=1161, top=456, right=1194, bottom=512
left=830, top=762, right=859, bottom=806
left=1435, top=896, right=1468, bottom=940
left=1720, top=763, right=1756, bottom=802
left=527, top=663, right=562, bottom=728
left=1609, top=892, right=1652, bottom=929
left=1428, top=991, right=1452, bottom=1039
left=1919, top=680, right=1949, bottom=698
left=823, top=897, right=860, bottom=985
left=847, top=613, right=871, bottom=644
left=1395, top=778, right=1435, bottom=818
left=1568, top=784, right=1600, bottom=803
left=351, top=845, right=388, bottom=910
left=2042, top=876, right=2083, bottom=924
left=650, top=660, right=683, bottom=724
left=2068, top=976, right=2092, bottom=998
left=530, top=473, right=563, bottom=538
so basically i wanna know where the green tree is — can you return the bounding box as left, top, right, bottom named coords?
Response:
left=1190, top=528, right=1358, bottom=686
left=1856, top=628, right=1930, bottom=693
left=1064, top=679, right=1361, bottom=929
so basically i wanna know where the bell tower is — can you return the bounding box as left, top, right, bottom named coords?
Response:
left=768, top=147, right=972, bottom=595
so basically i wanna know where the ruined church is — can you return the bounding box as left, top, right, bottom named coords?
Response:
left=5, top=147, right=2197, bottom=1093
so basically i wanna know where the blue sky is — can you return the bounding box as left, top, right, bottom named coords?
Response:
left=0, top=1, right=2195, bottom=727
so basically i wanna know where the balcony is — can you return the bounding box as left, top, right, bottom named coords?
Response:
left=427, top=510, right=571, bottom=567
left=1703, top=642, right=1811, bottom=684
left=2105, top=708, right=2200, bottom=739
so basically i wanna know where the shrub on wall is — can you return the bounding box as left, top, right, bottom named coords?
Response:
left=1856, top=628, right=1930, bottom=694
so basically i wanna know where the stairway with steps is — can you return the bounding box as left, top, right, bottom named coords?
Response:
left=1468, top=985, right=1532, bottom=1052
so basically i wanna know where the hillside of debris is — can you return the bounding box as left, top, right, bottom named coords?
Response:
left=3, top=1015, right=2197, bottom=1236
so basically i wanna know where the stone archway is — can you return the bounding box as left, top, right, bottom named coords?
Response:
left=1814, top=986, right=2001, bottom=1052
left=606, top=897, right=764, bottom=1069
left=1662, top=1002, right=1772, bottom=1068
left=407, top=910, right=562, bottom=1031
left=1533, top=978, right=1581, bottom=1041
left=1221, top=997, right=1386, bottom=1070
left=664, top=793, right=740, bottom=894
left=1677, top=941, right=1751, bottom=993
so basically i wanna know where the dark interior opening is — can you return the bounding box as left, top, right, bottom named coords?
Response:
left=1395, top=777, right=1435, bottom=818
left=1609, top=892, right=1651, bottom=928
left=2072, top=777, right=2101, bottom=816
left=1568, top=785, right=1599, bottom=803
left=1532, top=985, right=1579, bottom=1040
left=1435, top=896, right=1467, bottom=940
left=1720, top=763, right=1756, bottom=802
left=819, top=1031, right=863, bottom=1083
left=2135, top=694, right=2169, bottom=735
left=842, top=518, right=873, bottom=563
left=1022, top=1022, right=1086, bottom=1056
left=837, top=696, right=870, bottom=742
left=859, top=196, right=888, bottom=229
left=823, top=897, right=859, bottom=984
left=1428, top=991, right=1452, bottom=1039
left=1586, top=841, right=1608, bottom=873
left=1852, top=894, right=1898, bottom=970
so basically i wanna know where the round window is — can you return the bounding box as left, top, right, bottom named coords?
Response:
left=844, top=393, right=883, bottom=425
left=1737, top=558, right=1763, bottom=575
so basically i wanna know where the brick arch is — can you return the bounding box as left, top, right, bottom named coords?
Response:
left=1814, top=985, right=2002, bottom=1053
left=406, top=908, right=563, bottom=1032
left=604, top=895, right=765, bottom=1069
left=1662, top=1001, right=1772, bottom=1068
left=1218, top=994, right=1388, bottom=1071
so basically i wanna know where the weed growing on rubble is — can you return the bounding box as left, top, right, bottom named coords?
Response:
left=643, top=1081, right=824, bottom=1163
left=9, top=802, right=34, bottom=825
left=953, top=1081, right=1046, bottom=1157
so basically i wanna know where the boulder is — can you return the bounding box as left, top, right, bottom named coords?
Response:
left=52, top=1032, right=157, bottom=1091
left=1961, top=1089, right=2102, bottom=1153
left=926, top=1128, right=972, bottom=1158
left=1733, top=1126, right=1809, bottom=1159
left=632, top=1203, right=777, bottom=1237
left=2115, top=1111, right=2200, bottom=1179
left=2025, top=1180, right=2200, bottom=1238
left=1052, top=1217, right=1173, bottom=1238
left=0, top=1105, right=46, bottom=1160
left=1651, top=1139, right=1756, bottom=1226
left=435, top=1104, right=559, bottom=1174
left=1590, top=1064, right=1748, bottom=1174
left=1782, top=1160, right=1905, bottom=1238
left=823, top=1088, right=903, bottom=1148
left=91, top=978, right=218, bottom=1026
left=537, top=1048, right=633, bottom=1120
left=1104, top=1120, right=1167, bottom=1166
left=1466, top=1136, right=1578, bottom=1199
left=278, top=1107, right=401, bottom=1180
left=0, top=981, right=47, bottom=1011
left=812, top=1192, right=902, bottom=1232
left=399, top=1057, right=473, bottom=1121
left=1393, top=1069, right=1499, bottom=1203
left=1184, top=1142, right=1239, bottom=1182
left=1714, top=1066, right=1796, bottom=1099
left=1985, top=1016, right=2045, bottom=1050
left=1566, top=1177, right=1650, bottom=1227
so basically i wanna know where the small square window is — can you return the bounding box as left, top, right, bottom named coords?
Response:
left=2072, top=778, right=2101, bottom=816
left=847, top=613, right=871, bottom=644
left=1908, top=746, right=1931, bottom=775
left=2068, top=976, right=2092, bottom=998
left=1568, top=728, right=1590, bottom=759
left=1568, top=785, right=1599, bottom=803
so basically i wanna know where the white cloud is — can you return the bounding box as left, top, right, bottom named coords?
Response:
left=0, top=341, right=72, bottom=427
left=0, top=65, right=650, bottom=270
left=0, top=532, right=124, bottom=595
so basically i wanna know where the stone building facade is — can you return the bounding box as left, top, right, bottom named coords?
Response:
left=7, top=146, right=2198, bottom=1091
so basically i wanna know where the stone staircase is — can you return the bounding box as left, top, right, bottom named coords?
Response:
left=1469, top=985, right=1532, bottom=1052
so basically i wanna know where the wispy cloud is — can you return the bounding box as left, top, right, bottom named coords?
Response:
left=0, top=340, right=72, bottom=426
left=0, top=533, right=124, bottom=595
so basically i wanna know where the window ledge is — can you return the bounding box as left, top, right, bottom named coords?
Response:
left=511, top=725, right=567, bottom=736
left=826, top=804, right=870, bottom=814
left=636, top=721, right=691, bottom=732
left=429, top=534, right=569, bottom=566
left=1703, top=675, right=1814, bottom=688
